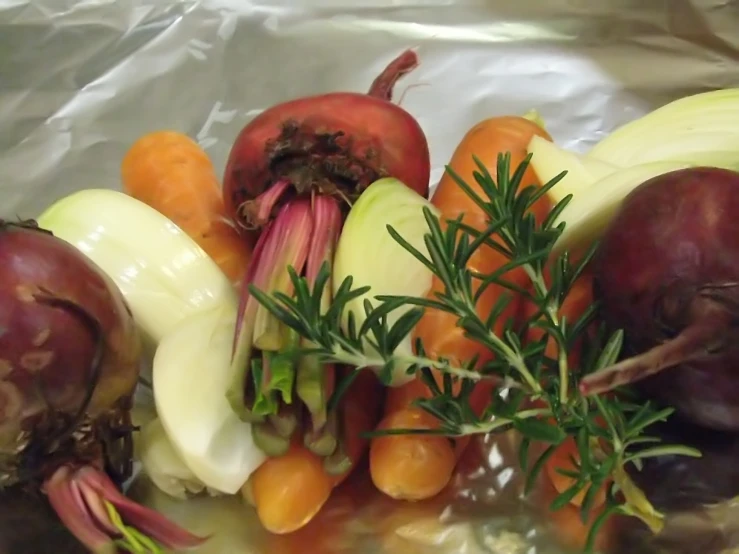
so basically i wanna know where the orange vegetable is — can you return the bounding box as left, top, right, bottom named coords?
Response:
left=416, top=115, right=553, bottom=368
left=121, top=130, right=253, bottom=284
left=540, top=476, right=619, bottom=553
left=245, top=369, right=383, bottom=534
left=544, top=437, right=609, bottom=510
left=249, top=443, right=333, bottom=534
left=520, top=270, right=611, bottom=510
left=369, top=116, right=554, bottom=502
left=370, top=407, right=457, bottom=501
left=371, top=368, right=496, bottom=501
left=523, top=271, right=594, bottom=372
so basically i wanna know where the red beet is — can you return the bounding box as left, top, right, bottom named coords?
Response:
left=223, top=49, right=430, bottom=231
left=0, top=221, right=204, bottom=552
left=221, top=51, right=432, bottom=446
left=579, top=167, right=739, bottom=431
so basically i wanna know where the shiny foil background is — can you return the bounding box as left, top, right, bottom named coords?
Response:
left=1, top=1, right=739, bottom=553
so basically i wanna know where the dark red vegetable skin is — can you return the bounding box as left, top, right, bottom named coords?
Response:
left=223, top=92, right=431, bottom=226
left=0, top=223, right=140, bottom=483
left=616, top=421, right=739, bottom=554
left=0, top=224, right=206, bottom=552
left=591, top=167, right=739, bottom=431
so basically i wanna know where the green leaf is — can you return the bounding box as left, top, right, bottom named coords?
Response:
left=592, top=330, right=624, bottom=372
left=624, top=406, right=675, bottom=439
left=251, top=358, right=278, bottom=417
left=624, top=444, right=702, bottom=465
left=550, top=480, right=587, bottom=511
left=580, top=458, right=615, bottom=523
left=513, top=417, right=567, bottom=444
left=584, top=502, right=622, bottom=554
left=524, top=444, right=558, bottom=495
left=386, top=223, right=436, bottom=275
left=518, top=437, right=531, bottom=471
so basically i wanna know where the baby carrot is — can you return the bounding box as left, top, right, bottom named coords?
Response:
left=248, top=442, right=333, bottom=534
left=244, top=369, right=383, bottom=534
left=369, top=115, right=554, bottom=503
left=370, top=370, right=489, bottom=501
left=120, top=130, right=254, bottom=284
left=370, top=407, right=457, bottom=501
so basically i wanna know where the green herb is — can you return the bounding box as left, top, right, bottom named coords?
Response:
left=249, top=152, right=701, bottom=552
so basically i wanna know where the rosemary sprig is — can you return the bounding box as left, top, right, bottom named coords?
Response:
left=249, top=152, right=701, bottom=552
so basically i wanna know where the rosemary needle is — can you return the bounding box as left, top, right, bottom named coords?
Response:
left=249, top=152, right=701, bottom=552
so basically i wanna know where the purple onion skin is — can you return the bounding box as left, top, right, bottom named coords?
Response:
left=0, top=221, right=140, bottom=483
left=592, top=167, right=739, bottom=431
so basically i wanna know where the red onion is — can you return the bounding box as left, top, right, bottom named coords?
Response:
left=0, top=220, right=204, bottom=552
left=579, top=167, right=739, bottom=431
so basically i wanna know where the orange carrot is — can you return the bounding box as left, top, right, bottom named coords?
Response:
left=369, top=116, right=554, bottom=502
left=544, top=435, right=610, bottom=510
left=370, top=407, right=457, bottom=501
left=521, top=270, right=594, bottom=370
left=520, top=270, right=612, bottom=509
left=416, top=115, right=553, bottom=368
left=121, top=130, right=254, bottom=284
left=540, top=476, right=619, bottom=553
left=244, top=369, right=383, bottom=534
left=248, top=443, right=333, bottom=534
left=369, top=368, right=496, bottom=501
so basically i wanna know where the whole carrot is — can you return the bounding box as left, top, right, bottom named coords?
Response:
left=369, top=115, right=554, bottom=502
left=415, top=114, right=553, bottom=367
left=243, top=369, right=383, bottom=534
left=121, top=130, right=253, bottom=284
left=522, top=271, right=614, bottom=509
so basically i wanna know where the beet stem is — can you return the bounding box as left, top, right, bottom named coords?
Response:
left=45, top=467, right=118, bottom=554
left=268, top=403, right=300, bottom=438
left=251, top=419, right=290, bottom=456
left=253, top=200, right=314, bottom=350
left=240, top=179, right=291, bottom=229
left=367, top=49, right=419, bottom=101
left=76, top=466, right=208, bottom=550
left=304, top=408, right=338, bottom=456
left=297, top=197, right=342, bottom=432
left=579, top=321, right=725, bottom=396
left=77, top=478, right=121, bottom=536
left=228, top=200, right=313, bottom=422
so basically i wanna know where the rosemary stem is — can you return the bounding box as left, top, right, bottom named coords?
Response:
left=460, top=297, right=541, bottom=392
left=457, top=408, right=550, bottom=436
left=524, top=264, right=569, bottom=403
left=508, top=352, right=542, bottom=393
left=328, top=346, right=485, bottom=381
left=557, top=347, right=569, bottom=404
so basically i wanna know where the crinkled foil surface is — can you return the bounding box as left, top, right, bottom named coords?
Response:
left=2, top=1, right=739, bottom=553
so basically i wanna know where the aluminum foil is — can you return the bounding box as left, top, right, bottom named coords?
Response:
left=2, top=1, right=739, bottom=553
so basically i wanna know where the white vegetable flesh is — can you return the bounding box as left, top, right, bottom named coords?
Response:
left=153, top=303, right=266, bottom=495
left=37, top=189, right=236, bottom=346
left=333, top=178, right=440, bottom=387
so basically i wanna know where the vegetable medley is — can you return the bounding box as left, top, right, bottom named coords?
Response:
left=3, top=48, right=739, bottom=554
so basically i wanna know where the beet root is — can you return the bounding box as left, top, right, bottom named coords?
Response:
left=579, top=167, right=739, bottom=431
